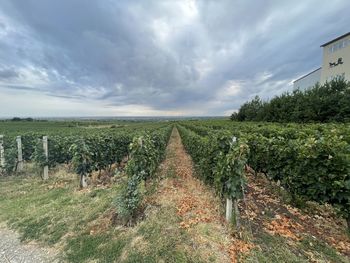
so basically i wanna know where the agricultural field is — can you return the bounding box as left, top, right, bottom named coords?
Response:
left=0, top=119, right=349, bottom=262
left=1, top=1, right=350, bottom=262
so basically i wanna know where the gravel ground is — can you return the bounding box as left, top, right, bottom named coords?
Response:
left=0, top=227, right=59, bottom=263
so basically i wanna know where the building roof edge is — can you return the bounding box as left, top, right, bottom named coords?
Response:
left=293, top=67, right=322, bottom=83
left=320, top=32, right=350, bottom=47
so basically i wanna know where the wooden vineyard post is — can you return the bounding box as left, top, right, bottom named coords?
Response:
left=0, top=135, right=4, bottom=169
left=43, top=136, right=49, bottom=180
left=225, top=136, right=235, bottom=222
left=233, top=199, right=240, bottom=229
left=0, top=135, right=4, bottom=165
left=226, top=198, right=233, bottom=222
left=16, top=136, right=23, bottom=171
left=80, top=173, right=88, bottom=188
left=226, top=198, right=241, bottom=229
left=226, top=135, right=241, bottom=228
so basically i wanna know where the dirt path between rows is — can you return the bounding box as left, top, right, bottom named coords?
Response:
left=0, top=225, right=58, bottom=263
left=154, top=127, right=234, bottom=262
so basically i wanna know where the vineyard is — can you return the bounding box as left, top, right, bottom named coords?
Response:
left=0, top=119, right=349, bottom=262
left=177, top=120, right=350, bottom=229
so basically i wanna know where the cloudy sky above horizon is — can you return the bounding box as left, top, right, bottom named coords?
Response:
left=0, top=0, right=349, bottom=117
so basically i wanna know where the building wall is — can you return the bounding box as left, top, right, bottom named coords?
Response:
left=293, top=68, right=321, bottom=90
left=320, top=35, right=350, bottom=83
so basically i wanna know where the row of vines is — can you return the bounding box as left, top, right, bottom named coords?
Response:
left=1, top=119, right=349, bottom=229
left=0, top=132, right=133, bottom=177
left=116, top=126, right=172, bottom=224
left=0, top=123, right=172, bottom=226
left=0, top=124, right=170, bottom=182
left=178, top=121, right=350, bottom=229
left=177, top=125, right=249, bottom=226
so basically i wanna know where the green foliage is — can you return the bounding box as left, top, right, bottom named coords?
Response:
left=21, top=133, right=37, bottom=161
left=3, top=146, right=18, bottom=175
left=115, top=126, right=172, bottom=223
left=0, top=120, right=170, bottom=168
left=115, top=173, right=143, bottom=221
left=127, top=136, right=157, bottom=180
left=214, top=136, right=249, bottom=199
left=178, top=125, right=249, bottom=200
left=32, top=139, right=48, bottom=170
left=180, top=119, right=350, bottom=227
left=244, top=132, right=350, bottom=221
left=232, top=78, right=350, bottom=123
left=47, top=136, right=73, bottom=166
left=236, top=96, right=265, bottom=121
left=70, top=139, right=95, bottom=177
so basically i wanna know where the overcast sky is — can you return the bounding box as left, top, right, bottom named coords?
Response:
left=0, top=0, right=349, bottom=117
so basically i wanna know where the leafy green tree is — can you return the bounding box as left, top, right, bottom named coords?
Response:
left=236, top=96, right=264, bottom=121
left=232, top=78, right=350, bottom=123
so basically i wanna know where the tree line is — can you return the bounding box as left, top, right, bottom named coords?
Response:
left=231, top=78, right=350, bottom=122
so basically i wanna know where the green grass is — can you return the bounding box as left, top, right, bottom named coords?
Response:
left=0, top=119, right=172, bottom=138
left=0, top=175, right=114, bottom=244
left=298, top=236, right=349, bottom=263
left=241, top=230, right=350, bottom=263
left=1, top=167, right=349, bottom=262
left=0, top=171, right=205, bottom=262
left=243, top=232, right=308, bottom=262
left=65, top=232, right=129, bottom=263
left=125, top=207, right=203, bottom=263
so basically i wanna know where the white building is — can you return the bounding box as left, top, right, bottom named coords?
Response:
left=293, top=32, right=350, bottom=90
left=293, top=67, right=321, bottom=90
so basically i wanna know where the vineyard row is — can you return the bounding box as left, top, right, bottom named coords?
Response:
left=177, top=123, right=350, bottom=229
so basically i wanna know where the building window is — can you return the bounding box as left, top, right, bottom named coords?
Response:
left=328, top=38, right=350, bottom=53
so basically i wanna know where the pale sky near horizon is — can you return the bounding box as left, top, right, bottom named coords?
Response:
left=0, top=0, right=349, bottom=117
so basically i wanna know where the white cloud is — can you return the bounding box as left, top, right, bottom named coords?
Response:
left=0, top=0, right=349, bottom=116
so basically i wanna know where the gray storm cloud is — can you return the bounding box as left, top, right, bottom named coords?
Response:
left=0, top=0, right=349, bottom=116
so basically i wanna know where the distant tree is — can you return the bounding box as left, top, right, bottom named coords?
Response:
left=10, top=117, right=34, bottom=122
left=230, top=112, right=238, bottom=121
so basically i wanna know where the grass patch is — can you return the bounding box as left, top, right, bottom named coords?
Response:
left=0, top=173, right=120, bottom=261
left=2, top=167, right=348, bottom=262
left=65, top=232, right=128, bottom=263
left=242, top=230, right=350, bottom=263
left=243, top=231, right=308, bottom=262
left=299, top=236, right=349, bottom=263
left=126, top=206, right=204, bottom=263
left=0, top=169, right=206, bottom=262
left=0, top=175, right=116, bottom=245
